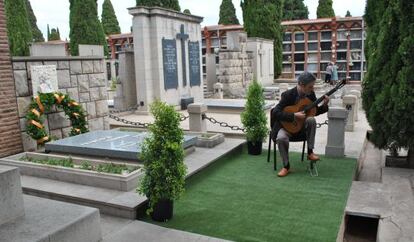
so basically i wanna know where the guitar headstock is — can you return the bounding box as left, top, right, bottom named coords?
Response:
left=336, top=77, right=349, bottom=89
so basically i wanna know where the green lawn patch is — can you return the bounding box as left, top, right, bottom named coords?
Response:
left=145, top=149, right=356, bottom=242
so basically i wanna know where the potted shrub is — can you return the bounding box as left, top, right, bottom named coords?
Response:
left=241, top=80, right=268, bottom=155
left=137, top=101, right=187, bottom=222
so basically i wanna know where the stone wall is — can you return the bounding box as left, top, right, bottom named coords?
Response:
left=0, top=0, right=23, bottom=157
left=217, top=50, right=254, bottom=98
left=12, top=56, right=109, bottom=151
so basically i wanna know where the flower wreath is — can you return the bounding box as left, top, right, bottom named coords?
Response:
left=25, top=92, right=88, bottom=145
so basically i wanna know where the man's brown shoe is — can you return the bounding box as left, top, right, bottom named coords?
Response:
left=277, top=168, right=289, bottom=177
left=307, top=153, right=320, bottom=161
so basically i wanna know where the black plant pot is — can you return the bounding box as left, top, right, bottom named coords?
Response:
left=247, top=141, right=262, bottom=155
left=151, top=199, right=173, bottom=222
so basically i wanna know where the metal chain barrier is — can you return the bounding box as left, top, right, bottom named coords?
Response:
left=109, top=104, right=140, bottom=114
left=316, top=120, right=329, bottom=128
left=202, top=114, right=246, bottom=132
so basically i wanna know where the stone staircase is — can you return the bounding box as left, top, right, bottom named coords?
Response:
left=0, top=165, right=102, bottom=242
left=342, top=139, right=414, bottom=241
left=203, top=84, right=213, bottom=98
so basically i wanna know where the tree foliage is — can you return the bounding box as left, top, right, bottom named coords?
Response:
left=101, top=0, right=121, bottom=35
left=183, top=9, right=191, bottom=14
left=283, top=0, right=309, bottom=21
left=219, top=0, right=240, bottom=25
left=241, top=0, right=283, bottom=77
left=48, top=28, right=60, bottom=41
left=362, top=0, right=414, bottom=164
left=136, top=0, right=181, bottom=11
left=241, top=80, right=268, bottom=142
left=4, top=0, right=33, bottom=56
left=69, top=0, right=108, bottom=56
left=138, top=101, right=186, bottom=214
left=345, top=10, right=352, bottom=17
left=316, top=0, right=335, bottom=18
left=25, top=0, right=44, bottom=42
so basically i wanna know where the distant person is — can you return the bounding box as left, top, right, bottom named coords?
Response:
left=331, top=62, right=339, bottom=85
left=325, top=63, right=333, bottom=84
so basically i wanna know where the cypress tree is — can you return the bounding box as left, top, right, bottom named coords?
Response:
left=283, top=0, right=309, bottom=21
left=49, top=28, right=60, bottom=41
left=316, top=0, right=335, bottom=18
left=101, top=0, right=121, bottom=35
left=69, top=0, right=108, bottom=56
left=362, top=0, right=414, bottom=166
left=183, top=9, right=191, bottom=14
left=4, top=0, right=33, bottom=56
left=241, top=0, right=283, bottom=77
left=25, top=0, right=44, bottom=42
left=219, top=0, right=240, bottom=25
left=47, top=24, right=50, bottom=41
left=345, top=10, right=351, bottom=17
left=136, top=0, right=181, bottom=11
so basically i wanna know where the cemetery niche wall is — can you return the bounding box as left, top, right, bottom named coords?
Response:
left=129, top=7, right=204, bottom=111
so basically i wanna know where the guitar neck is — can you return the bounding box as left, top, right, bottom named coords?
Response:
left=304, top=85, right=342, bottom=112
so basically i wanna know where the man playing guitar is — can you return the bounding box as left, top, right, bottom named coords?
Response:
left=272, top=72, right=329, bottom=177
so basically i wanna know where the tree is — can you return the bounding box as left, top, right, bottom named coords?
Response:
left=219, top=0, right=240, bottom=25
left=316, top=0, right=335, bottom=18
left=25, top=0, right=44, bottom=42
left=49, top=28, right=61, bottom=41
left=241, top=0, right=283, bottom=77
left=69, top=0, right=108, bottom=56
left=47, top=24, right=50, bottom=40
left=183, top=9, right=191, bottom=14
left=136, top=0, right=181, bottom=11
left=101, top=0, right=121, bottom=35
left=362, top=0, right=414, bottom=166
left=283, top=0, right=309, bottom=20
left=4, top=0, right=33, bottom=56
left=345, top=10, right=351, bottom=17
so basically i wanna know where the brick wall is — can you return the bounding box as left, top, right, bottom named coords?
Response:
left=12, top=56, right=110, bottom=151
left=0, top=0, right=24, bottom=157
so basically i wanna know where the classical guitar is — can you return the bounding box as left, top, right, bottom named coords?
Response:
left=280, top=79, right=347, bottom=134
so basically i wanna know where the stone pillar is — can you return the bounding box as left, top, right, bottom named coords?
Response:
left=213, top=82, right=223, bottom=99
left=343, top=95, right=357, bottom=132
left=349, top=89, right=362, bottom=114
left=114, top=49, right=137, bottom=110
left=0, top=166, right=24, bottom=225
left=206, top=53, right=217, bottom=92
left=279, top=83, right=289, bottom=98
left=325, top=107, right=347, bottom=157
left=188, top=103, right=207, bottom=132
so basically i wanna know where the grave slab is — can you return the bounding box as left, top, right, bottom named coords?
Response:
left=45, top=130, right=197, bottom=160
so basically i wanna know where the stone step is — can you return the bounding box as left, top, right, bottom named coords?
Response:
left=0, top=195, right=101, bottom=242
left=21, top=175, right=147, bottom=219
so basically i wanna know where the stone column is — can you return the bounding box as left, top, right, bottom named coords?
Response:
left=0, top=166, right=24, bottom=225
left=114, top=49, right=137, bottom=110
left=343, top=95, right=357, bottom=132
left=349, top=89, right=361, bottom=119
left=188, top=103, right=207, bottom=132
left=213, top=82, right=223, bottom=99
left=206, top=53, right=217, bottom=92
left=325, top=107, right=347, bottom=157
left=279, top=83, right=289, bottom=98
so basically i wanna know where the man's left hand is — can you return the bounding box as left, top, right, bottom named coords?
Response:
left=323, top=95, right=330, bottom=105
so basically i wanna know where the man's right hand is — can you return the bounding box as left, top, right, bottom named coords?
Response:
left=294, top=111, right=306, bottom=120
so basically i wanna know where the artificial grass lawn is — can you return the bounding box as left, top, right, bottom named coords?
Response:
left=146, top=149, right=356, bottom=242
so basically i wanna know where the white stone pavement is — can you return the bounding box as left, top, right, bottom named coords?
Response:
left=110, top=98, right=371, bottom=160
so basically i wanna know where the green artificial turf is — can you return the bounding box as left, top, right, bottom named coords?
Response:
left=145, top=149, right=356, bottom=242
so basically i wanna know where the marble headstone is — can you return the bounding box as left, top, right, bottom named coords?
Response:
left=45, top=130, right=197, bottom=160
left=31, top=65, right=58, bottom=95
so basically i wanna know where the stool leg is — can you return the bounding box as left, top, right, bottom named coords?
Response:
left=274, top=141, right=277, bottom=170
left=301, top=140, right=306, bottom=162
left=267, top=134, right=271, bottom=163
